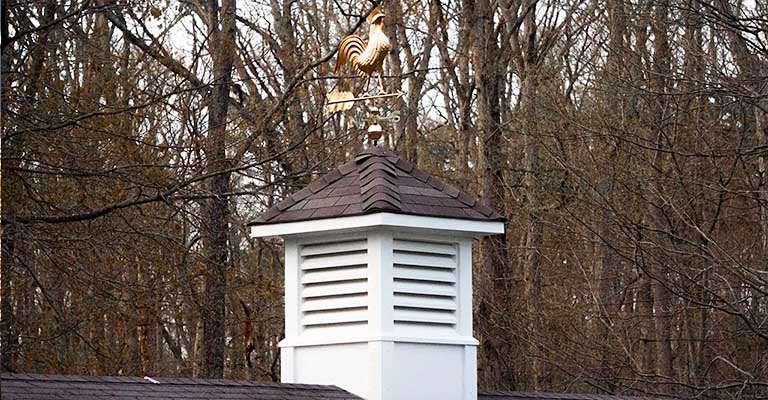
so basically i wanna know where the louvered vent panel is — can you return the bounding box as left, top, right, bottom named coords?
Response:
left=299, top=239, right=368, bottom=329
left=392, top=239, right=458, bottom=327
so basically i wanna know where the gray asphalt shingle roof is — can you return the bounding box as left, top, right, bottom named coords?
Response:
left=0, top=373, right=363, bottom=400
left=250, top=146, right=504, bottom=226
left=0, top=373, right=679, bottom=400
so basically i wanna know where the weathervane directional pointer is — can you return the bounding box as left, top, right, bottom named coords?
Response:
left=326, top=90, right=405, bottom=106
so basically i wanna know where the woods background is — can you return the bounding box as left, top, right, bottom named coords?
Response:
left=1, top=0, right=767, bottom=398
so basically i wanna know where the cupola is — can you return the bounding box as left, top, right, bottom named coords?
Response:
left=250, top=147, right=504, bottom=400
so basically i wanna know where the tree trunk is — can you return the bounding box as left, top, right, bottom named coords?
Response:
left=593, top=0, right=627, bottom=389
left=201, top=0, right=237, bottom=379
left=637, top=256, right=656, bottom=378
left=520, top=73, right=545, bottom=391
left=515, top=3, right=546, bottom=388
left=596, top=197, right=619, bottom=391
left=649, top=0, right=674, bottom=383
left=471, top=0, right=510, bottom=388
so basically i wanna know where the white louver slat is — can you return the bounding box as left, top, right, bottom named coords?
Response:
left=392, top=238, right=458, bottom=328
left=299, top=239, right=369, bottom=329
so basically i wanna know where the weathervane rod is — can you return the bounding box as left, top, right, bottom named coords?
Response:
left=326, top=91, right=404, bottom=106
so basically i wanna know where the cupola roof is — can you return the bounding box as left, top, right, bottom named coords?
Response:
left=250, top=147, right=504, bottom=226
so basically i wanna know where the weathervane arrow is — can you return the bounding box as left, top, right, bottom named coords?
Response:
left=325, top=90, right=404, bottom=106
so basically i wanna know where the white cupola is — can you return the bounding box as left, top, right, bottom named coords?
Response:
left=250, top=147, right=504, bottom=400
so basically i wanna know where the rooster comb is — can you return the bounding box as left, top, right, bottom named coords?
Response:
left=368, top=7, right=385, bottom=22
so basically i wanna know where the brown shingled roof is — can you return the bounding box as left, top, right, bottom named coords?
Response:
left=0, top=373, right=363, bottom=400
left=250, top=147, right=504, bottom=226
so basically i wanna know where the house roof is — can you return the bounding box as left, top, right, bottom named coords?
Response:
left=0, top=373, right=677, bottom=400
left=478, top=390, right=673, bottom=400
left=0, top=373, right=362, bottom=400
left=250, top=147, right=504, bottom=226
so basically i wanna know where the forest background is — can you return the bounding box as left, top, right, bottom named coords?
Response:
left=1, top=0, right=767, bottom=399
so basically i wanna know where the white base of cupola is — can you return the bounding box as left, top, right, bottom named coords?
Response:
left=272, top=225, right=489, bottom=400
left=281, top=339, right=478, bottom=400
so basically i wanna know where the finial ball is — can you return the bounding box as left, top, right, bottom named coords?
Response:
left=368, top=124, right=383, bottom=143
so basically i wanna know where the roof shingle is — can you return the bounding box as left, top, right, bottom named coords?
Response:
left=250, top=147, right=505, bottom=226
left=0, top=373, right=362, bottom=400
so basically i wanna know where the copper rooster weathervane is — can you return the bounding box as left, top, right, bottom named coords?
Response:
left=326, top=7, right=403, bottom=114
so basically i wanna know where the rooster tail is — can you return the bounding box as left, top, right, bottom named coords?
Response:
left=335, top=35, right=365, bottom=73
left=326, top=91, right=355, bottom=113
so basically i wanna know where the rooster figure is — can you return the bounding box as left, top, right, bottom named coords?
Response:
left=326, top=8, right=391, bottom=113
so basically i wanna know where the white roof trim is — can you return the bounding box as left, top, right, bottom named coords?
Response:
left=250, top=212, right=504, bottom=238
left=279, top=334, right=479, bottom=348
